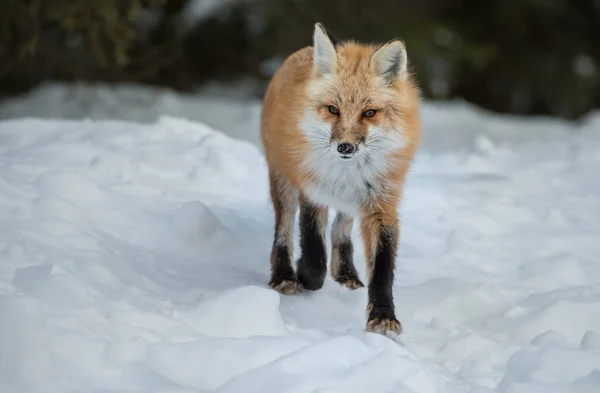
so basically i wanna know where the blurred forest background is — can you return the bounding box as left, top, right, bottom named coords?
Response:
left=1, top=0, right=599, bottom=120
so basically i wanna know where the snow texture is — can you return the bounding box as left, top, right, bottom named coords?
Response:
left=1, top=83, right=600, bottom=393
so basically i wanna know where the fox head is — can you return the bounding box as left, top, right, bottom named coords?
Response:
left=300, top=23, right=418, bottom=162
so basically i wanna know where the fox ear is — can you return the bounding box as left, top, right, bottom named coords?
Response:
left=370, top=40, right=408, bottom=85
left=313, top=23, right=337, bottom=76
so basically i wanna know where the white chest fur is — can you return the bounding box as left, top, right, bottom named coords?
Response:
left=298, top=110, right=406, bottom=216
left=302, top=147, right=384, bottom=216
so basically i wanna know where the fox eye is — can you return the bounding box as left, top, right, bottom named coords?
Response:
left=363, top=109, right=377, bottom=118
left=328, top=106, right=339, bottom=115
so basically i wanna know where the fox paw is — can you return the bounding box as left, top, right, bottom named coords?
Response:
left=296, top=260, right=326, bottom=291
left=269, top=278, right=302, bottom=295
left=335, top=276, right=364, bottom=290
left=366, top=316, right=403, bottom=335
left=366, top=303, right=403, bottom=335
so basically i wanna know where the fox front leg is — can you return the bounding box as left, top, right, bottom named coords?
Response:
left=360, top=208, right=402, bottom=335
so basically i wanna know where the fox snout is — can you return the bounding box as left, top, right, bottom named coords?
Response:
left=334, top=139, right=362, bottom=159
left=330, top=122, right=367, bottom=159
left=337, top=142, right=356, bottom=155
left=331, top=131, right=366, bottom=159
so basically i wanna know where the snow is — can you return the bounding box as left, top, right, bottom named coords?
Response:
left=0, top=83, right=263, bottom=146
left=1, top=83, right=600, bottom=393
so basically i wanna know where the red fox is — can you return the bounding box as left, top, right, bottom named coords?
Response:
left=260, top=23, right=421, bottom=335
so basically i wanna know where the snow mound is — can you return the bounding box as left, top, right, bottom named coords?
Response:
left=147, top=337, right=308, bottom=391
left=514, top=300, right=600, bottom=344
left=170, top=201, right=229, bottom=244
left=177, top=285, right=289, bottom=338
left=497, top=346, right=600, bottom=392
left=580, top=331, right=600, bottom=350
left=37, top=171, right=106, bottom=205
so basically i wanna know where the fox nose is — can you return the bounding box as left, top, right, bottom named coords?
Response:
left=337, top=143, right=356, bottom=155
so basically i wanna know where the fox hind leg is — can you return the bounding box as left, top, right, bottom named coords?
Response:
left=268, top=169, right=301, bottom=295
left=330, top=211, right=364, bottom=289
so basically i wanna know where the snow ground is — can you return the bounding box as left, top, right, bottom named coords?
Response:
left=1, top=83, right=600, bottom=393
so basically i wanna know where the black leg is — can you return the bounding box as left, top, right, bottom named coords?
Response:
left=268, top=170, right=300, bottom=295
left=331, top=211, right=364, bottom=289
left=361, top=213, right=402, bottom=335
left=296, top=196, right=328, bottom=291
